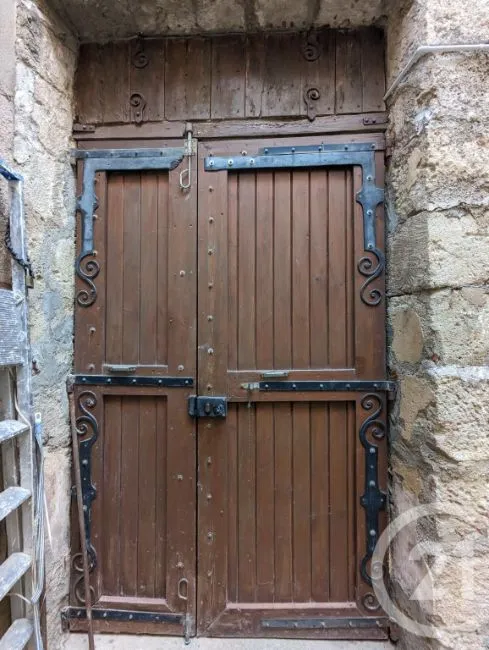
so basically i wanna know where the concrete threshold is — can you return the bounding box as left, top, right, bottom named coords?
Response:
left=65, top=635, right=392, bottom=650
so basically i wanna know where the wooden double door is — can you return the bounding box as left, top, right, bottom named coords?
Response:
left=71, top=134, right=389, bottom=641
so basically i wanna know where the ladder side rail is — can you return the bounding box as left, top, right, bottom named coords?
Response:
left=8, top=178, right=35, bottom=624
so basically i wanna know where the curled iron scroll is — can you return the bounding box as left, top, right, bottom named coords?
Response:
left=72, top=390, right=99, bottom=604
left=358, top=246, right=385, bottom=306
left=75, top=251, right=99, bottom=307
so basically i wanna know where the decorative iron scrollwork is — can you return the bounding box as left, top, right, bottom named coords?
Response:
left=302, top=31, right=321, bottom=62
left=75, top=251, right=99, bottom=307
left=130, top=92, right=146, bottom=124
left=358, top=246, right=385, bottom=306
left=132, top=35, right=149, bottom=69
left=359, top=393, right=387, bottom=588
left=72, top=390, right=99, bottom=604
left=304, top=87, right=321, bottom=121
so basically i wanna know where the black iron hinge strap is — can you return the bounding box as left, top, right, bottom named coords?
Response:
left=74, top=148, right=185, bottom=308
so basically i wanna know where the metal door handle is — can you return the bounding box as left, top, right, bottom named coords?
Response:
left=261, top=370, right=289, bottom=379
left=104, top=364, right=137, bottom=373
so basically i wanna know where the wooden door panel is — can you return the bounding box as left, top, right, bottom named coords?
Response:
left=227, top=168, right=357, bottom=373
left=72, top=149, right=197, bottom=636
left=197, top=136, right=388, bottom=640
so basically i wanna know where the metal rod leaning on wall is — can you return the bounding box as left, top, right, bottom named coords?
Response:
left=67, top=379, right=95, bottom=650
left=383, top=43, right=489, bottom=102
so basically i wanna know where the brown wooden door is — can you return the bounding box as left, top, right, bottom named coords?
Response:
left=72, top=135, right=388, bottom=640
left=196, top=136, right=388, bottom=640
left=72, top=144, right=197, bottom=636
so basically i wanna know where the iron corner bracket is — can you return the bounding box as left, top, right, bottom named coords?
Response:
left=204, top=143, right=385, bottom=307
left=74, top=147, right=185, bottom=308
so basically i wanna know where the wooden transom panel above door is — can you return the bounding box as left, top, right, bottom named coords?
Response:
left=70, top=135, right=390, bottom=641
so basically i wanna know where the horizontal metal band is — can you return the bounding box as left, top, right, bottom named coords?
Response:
left=63, top=606, right=184, bottom=624
left=74, top=147, right=185, bottom=160
left=74, top=375, right=193, bottom=387
left=258, top=143, right=379, bottom=154
left=259, top=380, right=396, bottom=393
left=205, top=147, right=377, bottom=172
left=261, top=616, right=388, bottom=630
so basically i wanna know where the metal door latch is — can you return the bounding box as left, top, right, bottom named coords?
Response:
left=188, top=396, right=227, bottom=418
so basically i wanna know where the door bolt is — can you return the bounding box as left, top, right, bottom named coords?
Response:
left=207, top=315, right=213, bottom=321
left=207, top=457, right=212, bottom=465
left=208, top=248, right=213, bottom=255
left=178, top=364, right=185, bottom=371
left=208, top=348, right=214, bottom=355
left=179, top=270, right=186, bottom=276
left=209, top=216, right=214, bottom=223
left=177, top=474, right=184, bottom=481
left=207, top=532, right=214, bottom=540
left=208, top=282, right=213, bottom=289
left=177, top=561, right=184, bottom=569
left=209, top=185, right=214, bottom=191
left=207, top=384, right=212, bottom=390
left=207, top=493, right=212, bottom=500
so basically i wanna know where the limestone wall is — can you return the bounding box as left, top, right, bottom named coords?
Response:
left=13, top=1, right=77, bottom=647
left=386, top=1, right=489, bottom=648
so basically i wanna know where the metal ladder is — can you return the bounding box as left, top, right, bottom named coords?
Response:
left=0, top=161, right=37, bottom=649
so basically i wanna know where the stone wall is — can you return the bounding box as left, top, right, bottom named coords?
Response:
left=13, top=1, right=77, bottom=647
left=386, top=0, right=489, bottom=648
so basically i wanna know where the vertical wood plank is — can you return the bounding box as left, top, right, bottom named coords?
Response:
left=122, top=173, right=141, bottom=365
left=102, top=396, right=121, bottom=596
left=119, top=397, right=139, bottom=595
left=255, top=404, right=275, bottom=602
left=137, top=397, right=157, bottom=597
left=139, top=173, right=158, bottom=365
left=105, top=174, right=124, bottom=365
left=311, top=403, right=329, bottom=601
left=227, top=174, right=239, bottom=371
left=309, top=170, right=329, bottom=368
left=167, top=166, right=197, bottom=374
left=292, top=403, right=312, bottom=601
left=328, top=403, right=349, bottom=602
left=273, top=171, right=292, bottom=368
left=301, top=30, right=336, bottom=117
left=75, top=44, right=106, bottom=124
left=227, top=405, right=238, bottom=603
left=237, top=172, right=256, bottom=369
left=336, top=30, right=363, bottom=114
left=328, top=170, right=348, bottom=367
left=255, top=172, right=274, bottom=370
left=154, top=398, right=167, bottom=598
left=345, top=169, right=355, bottom=368
left=165, top=38, right=211, bottom=120
left=157, top=174, right=169, bottom=367
left=211, top=35, right=246, bottom=119
left=291, top=170, right=310, bottom=368
left=103, top=42, right=130, bottom=123
left=274, top=403, right=293, bottom=602
left=237, top=405, right=257, bottom=602
left=262, top=33, right=302, bottom=117
left=245, top=34, right=267, bottom=118
left=129, top=40, right=166, bottom=122
left=361, top=28, right=385, bottom=112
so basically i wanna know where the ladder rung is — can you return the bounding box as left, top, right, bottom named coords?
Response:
left=0, top=618, right=33, bottom=650
left=0, top=420, right=29, bottom=444
left=0, top=487, right=31, bottom=522
left=0, top=553, right=32, bottom=601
